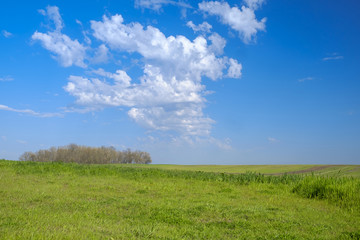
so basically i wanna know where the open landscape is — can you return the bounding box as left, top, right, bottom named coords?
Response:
left=1, top=0, right=360, bottom=239
left=1, top=159, right=359, bottom=239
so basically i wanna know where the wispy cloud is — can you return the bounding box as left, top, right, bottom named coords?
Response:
left=1, top=136, right=6, bottom=141
left=209, top=137, right=232, bottom=150
left=135, top=0, right=192, bottom=11
left=268, top=137, right=279, bottom=144
left=0, top=76, right=14, bottom=82
left=141, top=134, right=232, bottom=150
left=323, top=56, right=344, bottom=61
left=347, top=110, right=355, bottom=116
left=32, top=6, right=87, bottom=68
left=298, top=77, right=314, bottom=83
left=17, top=140, right=27, bottom=145
left=0, top=104, right=63, bottom=118
left=61, top=106, right=97, bottom=114
left=322, top=53, right=344, bottom=61
left=2, top=30, right=12, bottom=38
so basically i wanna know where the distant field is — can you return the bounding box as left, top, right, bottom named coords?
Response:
left=1, top=160, right=359, bottom=239
left=130, top=164, right=360, bottom=177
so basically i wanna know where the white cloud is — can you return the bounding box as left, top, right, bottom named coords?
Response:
left=17, top=140, right=27, bottom=145
left=0, top=76, right=14, bottom=82
left=63, top=14, right=242, bottom=136
left=227, top=58, right=242, bottom=78
left=32, top=6, right=87, bottom=68
left=64, top=68, right=212, bottom=135
left=32, top=32, right=87, bottom=67
left=298, top=77, right=314, bottom=83
left=208, top=33, right=226, bottom=55
left=75, top=19, right=82, bottom=25
left=128, top=105, right=214, bottom=136
left=244, top=0, right=265, bottom=10
left=90, top=14, right=232, bottom=80
left=76, top=19, right=92, bottom=45
left=135, top=0, right=192, bottom=11
left=323, top=56, right=343, bottom=61
left=198, top=1, right=266, bottom=43
left=347, top=111, right=355, bottom=116
left=91, top=44, right=109, bottom=64
left=2, top=30, right=12, bottom=38
left=38, top=9, right=46, bottom=15
left=92, top=68, right=131, bottom=87
left=322, top=53, right=344, bottom=61
left=1, top=136, right=6, bottom=141
left=209, top=137, right=232, bottom=150
left=186, top=21, right=212, bottom=33
left=42, top=5, right=63, bottom=31
left=268, top=137, right=279, bottom=144
left=0, top=104, right=63, bottom=118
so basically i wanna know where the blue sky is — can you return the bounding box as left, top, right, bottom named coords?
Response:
left=1, top=0, right=359, bottom=164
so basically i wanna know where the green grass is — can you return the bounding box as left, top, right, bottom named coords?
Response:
left=131, top=164, right=360, bottom=177
left=1, top=160, right=360, bottom=239
left=128, top=164, right=315, bottom=174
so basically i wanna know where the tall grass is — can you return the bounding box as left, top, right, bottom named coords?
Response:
left=292, top=174, right=360, bottom=211
left=6, top=160, right=301, bottom=184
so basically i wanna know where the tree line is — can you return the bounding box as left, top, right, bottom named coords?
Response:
left=19, top=144, right=152, bottom=164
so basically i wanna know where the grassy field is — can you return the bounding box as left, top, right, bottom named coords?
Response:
left=127, top=164, right=360, bottom=177
left=1, top=160, right=360, bottom=239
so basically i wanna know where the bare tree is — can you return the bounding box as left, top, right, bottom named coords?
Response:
left=19, top=144, right=152, bottom=164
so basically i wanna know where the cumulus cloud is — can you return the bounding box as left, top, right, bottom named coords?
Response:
left=90, top=14, right=233, bottom=80
left=63, top=14, right=241, bottom=136
left=0, top=104, right=63, bottom=118
left=2, top=30, right=13, bottom=38
left=32, top=6, right=87, bottom=68
left=198, top=1, right=266, bottom=43
left=64, top=66, right=212, bottom=135
left=186, top=21, right=212, bottom=33
left=135, top=0, right=192, bottom=11
left=128, top=105, right=214, bottom=136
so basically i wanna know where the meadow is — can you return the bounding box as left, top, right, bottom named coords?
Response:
left=128, top=164, right=360, bottom=177
left=0, top=160, right=359, bottom=239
